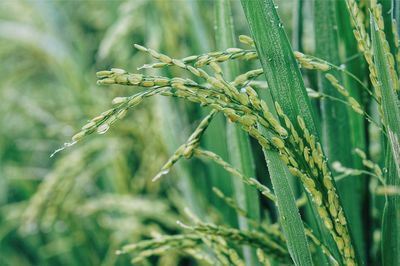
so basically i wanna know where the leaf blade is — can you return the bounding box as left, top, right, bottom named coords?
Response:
left=240, top=2, right=314, bottom=264
left=370, top=13, right=400, bottom=266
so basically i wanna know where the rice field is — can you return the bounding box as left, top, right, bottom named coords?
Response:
left=0, top=0, right=399, bottom=265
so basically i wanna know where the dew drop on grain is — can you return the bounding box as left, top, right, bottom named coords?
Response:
left=97, top=124, right=110, bottom=134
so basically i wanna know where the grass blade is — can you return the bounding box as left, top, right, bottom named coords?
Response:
left=240, top=2, right=314, bottom=264
left=370, top=12, right=400, bottom=266
left=241, top=1, right=318, bottom=133
left=258, top=92, right=313, bottom=266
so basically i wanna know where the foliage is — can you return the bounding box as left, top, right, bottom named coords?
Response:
left=1, top=0, right=399, bottom=265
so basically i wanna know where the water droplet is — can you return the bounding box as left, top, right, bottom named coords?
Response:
left=97, top=124, right=110, bottom=134
left=274, top=5, right=279, bottom=9
left=278, top=23, right=284, bottom=28
left=240, top=87, right=247, bottom=93
left=339, top=64, right=346, bottom=70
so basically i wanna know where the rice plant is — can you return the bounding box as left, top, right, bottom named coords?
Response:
left=2, top=0, right=400, bottom=265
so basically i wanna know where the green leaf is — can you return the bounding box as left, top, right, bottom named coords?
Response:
left=259, top=90, right=313, bottom=266
left=370, top=13, right=400, bottom=266
left=240, top=1, right=314, bottom=264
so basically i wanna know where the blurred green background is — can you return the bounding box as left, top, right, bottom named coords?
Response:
left=0, top=1, right=295, bottom=265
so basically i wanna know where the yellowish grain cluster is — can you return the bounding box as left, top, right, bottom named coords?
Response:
left=67, top=40, right=361, bottom=264
left=152, top=111, right=216, bottom=181
left=190, top=223, right=290, bottom=264
left=117, top=234, right=205, bottom=264
left=195, top=149, right=276, bottom=202
left=87, top=58, right=287, bottom=153
left=304, top=227, right=339, bottom=266
left=293, top=51, right=331, bottom=71
left=344, top=0, right=380, bottom=97
left=371, top=5, right=399, bottom=92
left=71, top=84, right=167, bottom=143
left=270, top=104, right=356, bottom=265
left=354, top=148, right=383, bottom=179
left=238, top=35, right=255, bottom=47
left=344, top=0, right=400, bottom=127
left=325, top=73, right=364, bottom=114
left=137, top=44, right=257, bottom=71
left=345, top=0, right=370, bottom=53
left=231, top=68, right=264, bottom=87
left=392, top=20, right=400, bottom=78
